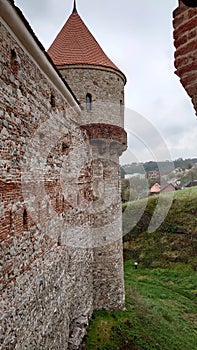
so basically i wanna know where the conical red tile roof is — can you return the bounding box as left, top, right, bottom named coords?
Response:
left=47, top=9, right=121, bottom=73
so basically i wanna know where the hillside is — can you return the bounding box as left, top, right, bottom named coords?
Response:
left=85, top=261, right=197, bottom=350
left=123, top=187, right=197, bottom=268
left=84, top=187, right=197, bottom=350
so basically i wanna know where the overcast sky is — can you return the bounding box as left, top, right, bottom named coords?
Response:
left=15, top=0, right=197, bottom=163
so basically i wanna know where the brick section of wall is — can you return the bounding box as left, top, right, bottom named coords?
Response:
left=81, top=123, right=127, bottom=153
left=173, top=2, right=197, bottom=114
left=1, top=2, right=127, bottom=347
left=0, top=20, right=93, bottom=349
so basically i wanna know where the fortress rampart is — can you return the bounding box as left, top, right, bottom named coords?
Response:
left=0, top=1, right=126, bottom=348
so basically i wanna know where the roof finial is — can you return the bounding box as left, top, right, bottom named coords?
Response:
left=73, top=0, right=77, bottom=13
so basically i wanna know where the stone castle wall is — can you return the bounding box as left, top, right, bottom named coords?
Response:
left=59, top=67, right=125, bottom=128
left=58, top=64, right=126, bottom=311
left=0, top=15, right=94, bottom=349
left=173, top=0, right=197, bottom=114
left=0, top=1, right=126, bottom=348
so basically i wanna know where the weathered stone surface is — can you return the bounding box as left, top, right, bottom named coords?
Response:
left=59, top=67, right=125, bottom=128
left=59, top=62, right=126, bottom=312
left=0, top=1, right=126, bottom=348
left=0, top=18, right=93, bottom=350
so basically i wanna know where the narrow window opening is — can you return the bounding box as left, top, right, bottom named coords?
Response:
left=62, top=142, right=69, bottom=151
left=57, top=235, right=61, bottom=246
left=11, top=49, right=17, bottom=61
left=19, top=84, right=24, bottom=93
left=23, top=209, right=28, bottom=230
left=10, top=49, right=19, bottom=74
left=50, top=94, right=56, bottom=108
left=120, top=99, right=124, bottom=115
left=86, top=93, right=92, bottom=112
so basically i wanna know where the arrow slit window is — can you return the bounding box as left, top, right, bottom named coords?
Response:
left=86, top=93, right=92, bottom=111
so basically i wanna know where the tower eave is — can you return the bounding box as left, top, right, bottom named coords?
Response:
left=55, top=63, right=127, bottom=85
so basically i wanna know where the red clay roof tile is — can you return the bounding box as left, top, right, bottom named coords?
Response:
left=47, top=11, right=121, bottom=72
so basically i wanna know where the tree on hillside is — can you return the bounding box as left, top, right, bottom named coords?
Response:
left=121, top=176, right=149, bottom=202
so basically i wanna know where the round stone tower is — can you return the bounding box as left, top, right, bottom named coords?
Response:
left=48, top=0, right=127, bottom=310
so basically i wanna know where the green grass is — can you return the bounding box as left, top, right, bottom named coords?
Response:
left=123, top=187, right=197, bottom=267
left=85, top=261, right=197, bottom=350
left=85, top=187, right=197, bottom=349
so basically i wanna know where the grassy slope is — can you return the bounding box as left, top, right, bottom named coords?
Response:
left=85, top=261, right=197, bottom=350
left=85, top=187, right=197, bottom=349
left=123, top=187, right=197, bottom=267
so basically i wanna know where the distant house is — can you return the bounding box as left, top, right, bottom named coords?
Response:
left=149, top=182, right=161, bottom=195
left=184, top=180, right=197, bottom=188
left=160, top=183, right=176, bottom=194
left=149, top=182, right=176, bottom=196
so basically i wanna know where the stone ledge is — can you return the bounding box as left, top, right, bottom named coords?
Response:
left=81, top=123, right=127, bottom=150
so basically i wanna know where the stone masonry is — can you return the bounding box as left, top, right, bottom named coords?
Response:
left=58, top=66, right=126, bottom=311
left=60, top=67, right=126, bottom=127
left=0, top=1, right=127, bottom=349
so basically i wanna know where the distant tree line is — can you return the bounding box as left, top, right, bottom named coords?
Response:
left=122, top=158, right=197, bottom=176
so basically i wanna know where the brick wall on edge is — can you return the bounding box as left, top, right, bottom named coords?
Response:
left=0, top=20, right=93, bottom=350
left=173, top=1, right=197, bottom=114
